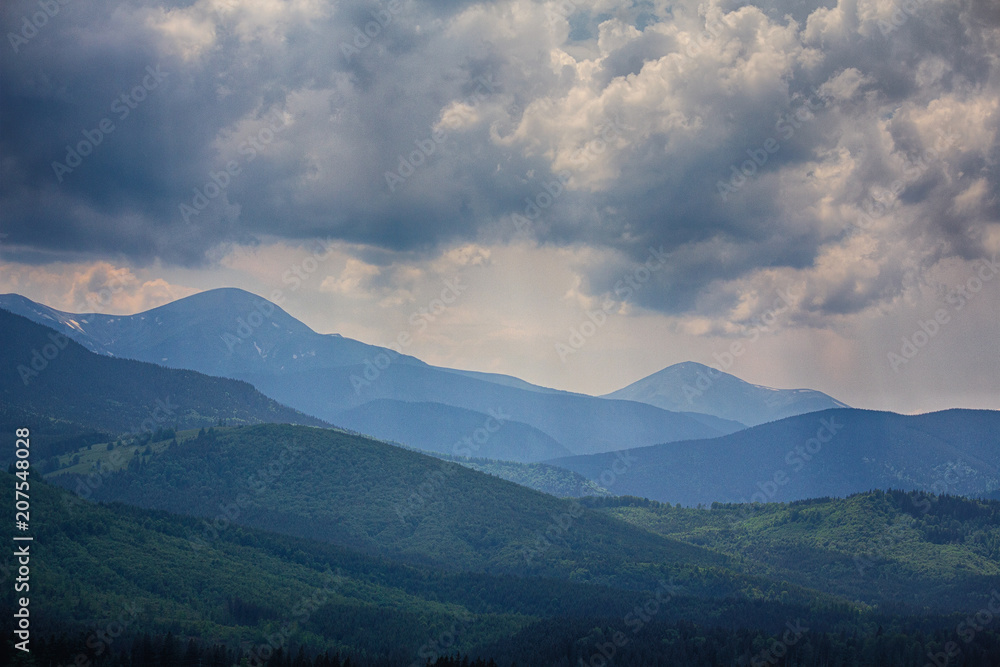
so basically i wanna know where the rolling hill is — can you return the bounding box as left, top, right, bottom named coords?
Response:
left=592, top=490, right=1000, bottom=613
left=10, top=472, right=1000, bottom=665
left=50, top=423, right=738, bottom=593
left=333, top=399, right=573, bottom=462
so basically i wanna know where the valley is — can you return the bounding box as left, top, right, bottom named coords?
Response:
left=2, top=292, right=999, bottom=665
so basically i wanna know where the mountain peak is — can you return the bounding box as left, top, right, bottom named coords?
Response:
left=605, top=362, right=848, bottom=426
left=136, top=287, right=309, bottom=329
left=0, top=290, right=396, bottom=378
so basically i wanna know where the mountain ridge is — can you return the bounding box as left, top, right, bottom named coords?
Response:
left=1, top=290, right=749, bottom=458
left=548, top=407, right=1000, bottom=505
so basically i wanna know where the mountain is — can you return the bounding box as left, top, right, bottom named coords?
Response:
left=603, top=361, right=849, bottom=426
left=0, top=288, right=422, bottom=375
left=334, top=399, right=574, bottom=462
left=0, top=290, right=745, bottom=459
left=0, top=308, right=328, bottom=465
left=547, top=408, right=1000, bottom=506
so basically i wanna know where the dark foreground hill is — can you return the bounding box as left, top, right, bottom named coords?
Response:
left=49, top=423, right=740, bottom=594
left=0, top=309, right=327, bottom=465
left=6, top=472, right=1000, bottom=666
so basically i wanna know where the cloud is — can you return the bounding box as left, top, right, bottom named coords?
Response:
left=0, top=260, right=197, bottom=313
left=0, top=0, right=997, bottom=330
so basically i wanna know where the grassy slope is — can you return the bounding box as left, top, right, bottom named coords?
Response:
left=593, top=491, right=1000, bottom=613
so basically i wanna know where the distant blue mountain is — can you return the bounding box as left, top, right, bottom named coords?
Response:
left=335, top=399, right=573, bottom=462
left=548, top=408, right=1000, bottom=505
left=0, top=289, right=746, bottom=460
left=603, top=361, right=849, bottom=426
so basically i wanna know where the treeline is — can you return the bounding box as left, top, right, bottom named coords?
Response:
left=0, top=631, right=501, bottom=667
left=6, top=623, right=1000, bottom=667
left=2, top=631, right=348, bottom=667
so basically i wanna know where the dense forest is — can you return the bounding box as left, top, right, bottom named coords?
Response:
left=3, top=437, right=999, bottom=665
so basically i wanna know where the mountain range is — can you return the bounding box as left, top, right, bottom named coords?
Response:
left=3, top=289, right=1000, bottom=664
left=0, top=289, right=849, bottom=461
left=4, top=289, right=996, bottom=508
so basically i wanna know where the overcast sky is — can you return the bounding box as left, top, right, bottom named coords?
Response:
left=1, top=0, right=998, bottom=414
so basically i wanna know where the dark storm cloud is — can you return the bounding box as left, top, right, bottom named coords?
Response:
left=1, top=0, right=997, bottom=320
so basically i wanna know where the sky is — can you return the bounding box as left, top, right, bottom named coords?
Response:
left=1, top=0, right=998, bottom=414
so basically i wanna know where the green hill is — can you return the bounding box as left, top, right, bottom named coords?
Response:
left=591, top=490, right=1000, bottom=614
left=50, top=423, right=757, bottom=597
left=0, top=471, right=687, bottom=662
left=428, top=453, right=611, bottom=497
left=6, top=473, right=1000, bottom=666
